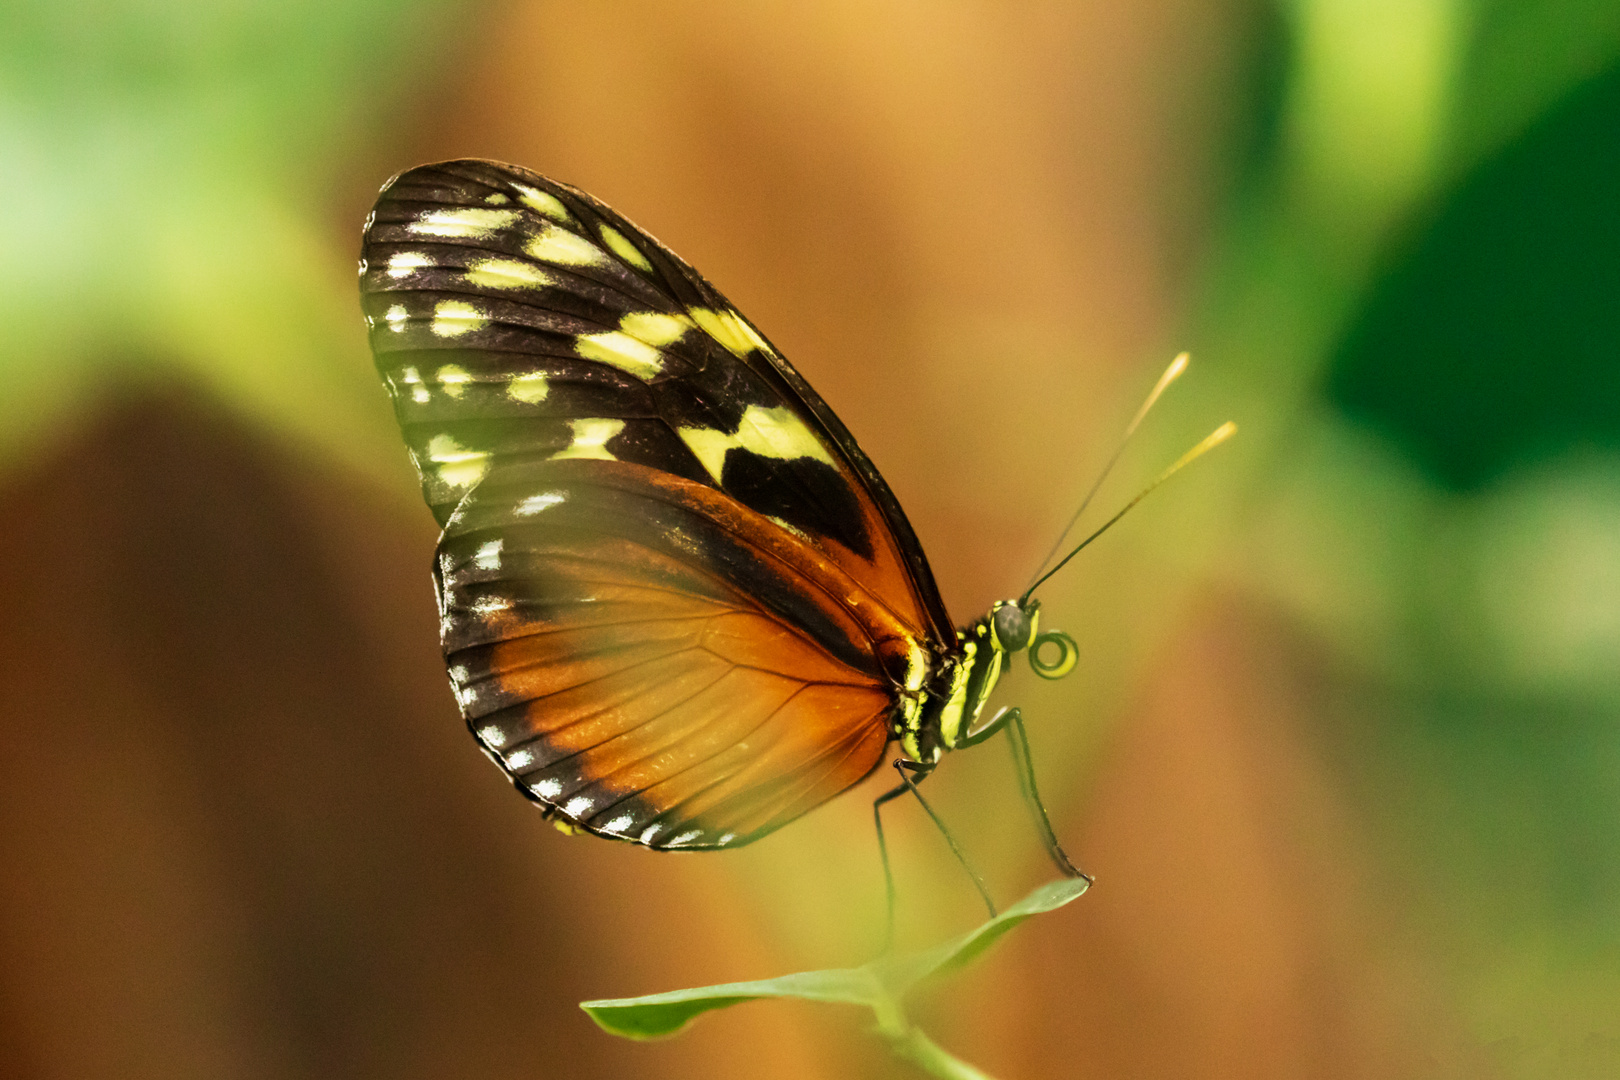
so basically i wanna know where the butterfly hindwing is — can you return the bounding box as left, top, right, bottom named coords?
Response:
left=438, top=458, right=895, bottom=846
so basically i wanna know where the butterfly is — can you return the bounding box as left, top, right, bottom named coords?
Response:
left=358, top=160, right=1228, bottom=910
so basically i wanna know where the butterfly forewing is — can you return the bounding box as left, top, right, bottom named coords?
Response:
left=361, top=159, right=954, bottom=845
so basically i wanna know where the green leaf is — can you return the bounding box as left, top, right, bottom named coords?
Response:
left=868, top=877, right=1091, bottom=995
left=581, top=967, right=884, bottom=1040
left=580, top=876, right=1090, bottom=1076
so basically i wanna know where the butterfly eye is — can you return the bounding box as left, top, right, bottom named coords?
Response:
left=992, top=601, right=1033, bottom=652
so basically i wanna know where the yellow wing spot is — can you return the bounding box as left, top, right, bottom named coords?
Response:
left=386, top=251, right=432, bottom=278
left=397, top=365, right=430, bottom=404
left=552, top=418, right=624, bottom=461
left=737, top=316, right=771, bottom=353
left=526, top=224, right=610, bottom=268
left=576, top=331, right=664, bottom=379
left=620, top=310, right=691, bottom=348
left=677, top=404, right=836, bottom=483
left=423, top=433, right=490, bottom=489
left=510, top=183, right=571, bottom=223
left=384, top=305, right=409, bottom=331
left=408, top=206, right=518, bottom=238
left=435, top=364, right=473, bottom=397
left=431, top=300, right=485, bottom=337
left=464, top=258, right=555, bottom=290
left=689, top=307, right=770, bottom=357
left=904, top=640, right=928, bottom=692
left=599, top=224, right=653, bottom=273
left=507, top=371, right=550, bottom=403
left=485, top=192, right=510, bottom=205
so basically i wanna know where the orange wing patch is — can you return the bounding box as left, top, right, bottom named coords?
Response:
left=439, top=459, right=903, bottom=848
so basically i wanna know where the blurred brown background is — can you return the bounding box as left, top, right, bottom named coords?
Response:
left=5, top=2, right=1620, bottom=1077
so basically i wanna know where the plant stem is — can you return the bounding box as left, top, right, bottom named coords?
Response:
left=880, top=1023, right=1000, bottom=1080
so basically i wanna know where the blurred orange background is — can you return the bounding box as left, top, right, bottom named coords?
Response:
left=4, top=2, right=1620, bottom=1077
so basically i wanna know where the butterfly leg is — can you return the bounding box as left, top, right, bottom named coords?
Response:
left=872, top=779, right=910, bottom=950
left=872, top=759, right=998, bottom=948
left=894, top=759, right=998, bottom=919
left=1002, top=707, right=1093, bottom=883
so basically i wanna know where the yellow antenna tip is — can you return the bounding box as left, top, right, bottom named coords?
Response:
left=1154, top=420, right=1238, bottom=484
left=1126, top=351, right=1192, bottom=438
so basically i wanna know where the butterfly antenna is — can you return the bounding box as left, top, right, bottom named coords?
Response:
left=1020, top=421, right=1237, bottom=604
left=1024, top=352, right=1190, bottom=594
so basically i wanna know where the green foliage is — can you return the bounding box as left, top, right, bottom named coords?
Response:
left=1331, top=63, right=1620, bottom=489
left=581, top=878, right=1089, bottom=1078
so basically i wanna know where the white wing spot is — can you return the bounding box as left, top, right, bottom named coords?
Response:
left=639, top=824, right=664, bottom=844
left=505, top=748, right=534, bottom=769
left=677, top=405, right=837, bottom=484
left=464, top=258, right=555, bottom=290
left=424, top=433, right=490, bottom=489
left=564, top=796, right=594, bottom=818
left=473, top=539, right=503, bottom=570
left=386, top=251, right=432, bottom=278
left=689, top=307, right=770, bottom=357
left=552, top=418, right=624, bottom=462
left=384, top=304, right=408, bottom=331
left=510, top=183, right=571, bottom=223
left=576, top=331, right=663, bottom=379
left=470, top=593, right=509, bottom=615
left=620, top=310, right=691, bottom=348
left=485, top=192, right=509, bottom=205
left=477, top=724, right=507, bottom=749
left=718, top=832, right=737, bottom=845
left=667, top=830, right=703, bottom=847
left=602, top=814, right=635, bottom=835
left=515, top=492, right=565, bottom=516
left=507, top=371, right=550, bottom=403
left=768, top=515, right=811, bottom=541
left=599, top=224, right=653, bottom=272
left=408, top=206, right=518, bottom=238
left=532, top=778, right=562, bottom=799
left=431, top=300, right=485, bottom=337
left=526, top=224, right=610, bottom=268
left=435, top=364, right=473, bottom=396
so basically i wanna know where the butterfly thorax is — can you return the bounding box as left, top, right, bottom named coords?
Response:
left=897, top=599, right=1040, bottom=765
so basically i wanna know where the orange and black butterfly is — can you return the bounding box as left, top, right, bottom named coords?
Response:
left=359, top=160, right=1225, bottom=913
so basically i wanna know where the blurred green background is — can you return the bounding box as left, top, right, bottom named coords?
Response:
left=3, top=2, right=1619, bottom=1078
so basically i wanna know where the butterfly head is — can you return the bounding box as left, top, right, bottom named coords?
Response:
left=925, top=598, right=1077, bottom=755
left=990, top=598, right=1038, bottom=652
